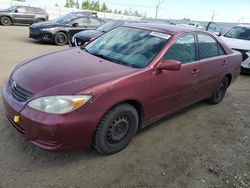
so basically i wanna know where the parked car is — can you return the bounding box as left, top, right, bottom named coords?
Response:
left=207, top=22, right=250, bottom=74
left=0, top=6, right=48, bottom=26
left=69, top=20, right=131, bottom=47
left=29, top=12, right=105, bottom=45
left=2, top=23, right=242, bottom=154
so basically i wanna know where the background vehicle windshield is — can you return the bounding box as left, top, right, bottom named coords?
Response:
left=96, top=21, right=123, bottom=32
left=54, top=13, right=76, bottom=24
left=5, top=6, right=17, bottom=12
left=85, top=27, right=170, bottom=68
left=224, top=26, right=250, bottom=40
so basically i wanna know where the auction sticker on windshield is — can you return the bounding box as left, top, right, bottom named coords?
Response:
left=149, top=31, right=171, bottom=39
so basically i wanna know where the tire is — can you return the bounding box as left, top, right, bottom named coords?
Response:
left=208, top=77, right=229, bottom=104
left=93, top=103, right=139, bottom=155
left=54, top=32, right=68, bottom=45
left=0, top=16, right=11, bottom=26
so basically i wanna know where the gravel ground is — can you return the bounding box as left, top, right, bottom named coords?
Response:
left=0, top=26, right=249, bottom=188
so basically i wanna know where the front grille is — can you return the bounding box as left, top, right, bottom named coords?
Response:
left=11, top=80, right=33, bottom=102
left=233, top=49, right=249, bottom=61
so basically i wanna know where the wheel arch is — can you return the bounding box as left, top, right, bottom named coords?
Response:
left=99, top=99, right=144, bottom=131
left=225, top=73, right=232, bottom=87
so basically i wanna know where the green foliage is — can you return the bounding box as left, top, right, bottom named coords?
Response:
left=65, top=0, right=75, bottom=8
left=65, top=0, right=142, bottom=17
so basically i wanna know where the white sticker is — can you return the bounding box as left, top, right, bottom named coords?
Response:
left=149, top=31, right=171, bottom=40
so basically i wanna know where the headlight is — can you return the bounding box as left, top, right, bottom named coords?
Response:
left=41, top=27, right=57, bottom=31
left=28, top=95, right=92, bottom=114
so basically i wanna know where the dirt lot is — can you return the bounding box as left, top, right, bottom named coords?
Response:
left=0, top=26, right=249, bottom=188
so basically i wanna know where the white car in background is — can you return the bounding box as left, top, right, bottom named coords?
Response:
left=207, top=22, right=250, bottom=74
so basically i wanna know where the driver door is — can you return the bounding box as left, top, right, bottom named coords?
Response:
left=151, top=33, right=200, bottom=119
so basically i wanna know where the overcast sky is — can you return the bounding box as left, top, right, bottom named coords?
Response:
left=28, top=0, right=250, bottom=23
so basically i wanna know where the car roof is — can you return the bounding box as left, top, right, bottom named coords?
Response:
left=123, top=22, right=199, bottom=35
left=236, top=24, right=250, bottom=28
left=16, top=5, right=42, bottom=9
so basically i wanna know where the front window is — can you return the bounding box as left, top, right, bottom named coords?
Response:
left=97, top=21, right=123, bottom=32
left=85, top=27, right=170, bottom=68
left=224, top=26, right=250, bottom=40
left=164, top=34, right=196, bottom=64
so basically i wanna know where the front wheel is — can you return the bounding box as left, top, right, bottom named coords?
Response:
left=93, top=104, right=139, bottom=155
left=0, top=16, right=11, bottom=26
left=54, top=32, right=68, bottom=45
left=208, top=77, right=229, bottom=104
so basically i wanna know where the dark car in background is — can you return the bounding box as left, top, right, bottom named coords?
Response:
left=0, top=6, right=48, bottom=26
left=69, top=20, right=126, bottom=47
left=29, top=12, right=105, bottom=45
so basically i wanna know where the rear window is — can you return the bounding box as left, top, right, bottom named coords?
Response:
left=224, top=26, right=250, bottom=40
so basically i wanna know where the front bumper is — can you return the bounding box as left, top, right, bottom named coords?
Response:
left=241, top=54, right=250, bottom=74
left=1, top=80, right=100, bottom=151
left=29, top=28, right=54, bottom=42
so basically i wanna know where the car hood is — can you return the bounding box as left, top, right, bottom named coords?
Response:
left=30, top=21, right=66, bottom=29
left=75, top=30, right=103, bottom=40
left=0, top=10, right=9, bottom=13
left=12, top=48, right=137, bottom=97
left=220, top=36, right=250, bottom=51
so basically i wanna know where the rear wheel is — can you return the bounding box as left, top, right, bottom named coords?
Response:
left=208, top=77, right=229, bottom=104
left=54, top=32, right=68, bottom=45
left=0, top=16, right=11, bottom=26
left=93, top=104, right=139, bottom=155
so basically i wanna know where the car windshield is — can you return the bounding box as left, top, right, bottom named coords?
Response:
left=85, top=27, right=170, bottom=68
left=224, top=26, right=250, bottom=40
left=54, top=13, right=77, bottom=24
left=96, top=21, right=123, bottom=32
left=5, top=6, right=17, bottom=12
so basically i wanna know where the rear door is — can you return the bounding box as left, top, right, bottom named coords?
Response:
left=68, top=17, right=89, bottom=39
left=151, top=33, right=200, bottom=118
left=13, top=7, right=33, bottom=24
left=196, top=32, right=228, bottom=100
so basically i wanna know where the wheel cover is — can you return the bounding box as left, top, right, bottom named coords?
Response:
left=106, top=115, right=130, bottom=144
left=2, top=17, right=9, bottom=24
left=57, top=34, right=66, bottom=43
left=215, top=81, right=227, bottom=101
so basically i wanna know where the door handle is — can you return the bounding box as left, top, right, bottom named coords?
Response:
left=221, top=60, right=228, bottom=66
left=191, top=69, right=200, bottom=75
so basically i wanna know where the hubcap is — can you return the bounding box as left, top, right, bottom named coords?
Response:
left=2, top=18, right=9, bottom=24
left=215, top=82, right=226, bottom=100
left=106, top=115, right=130, bottom=144
left=57, top=35, right=65, bottom=43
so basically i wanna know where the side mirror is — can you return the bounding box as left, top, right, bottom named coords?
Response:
left=15, top=9, right=18, bottom=13
left=72, top=23, right=79, bottom=27
left=156, top=60, right=181, bottom=71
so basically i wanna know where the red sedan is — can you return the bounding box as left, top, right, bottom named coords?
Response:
left=2, top=23, right=242, bottom=154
